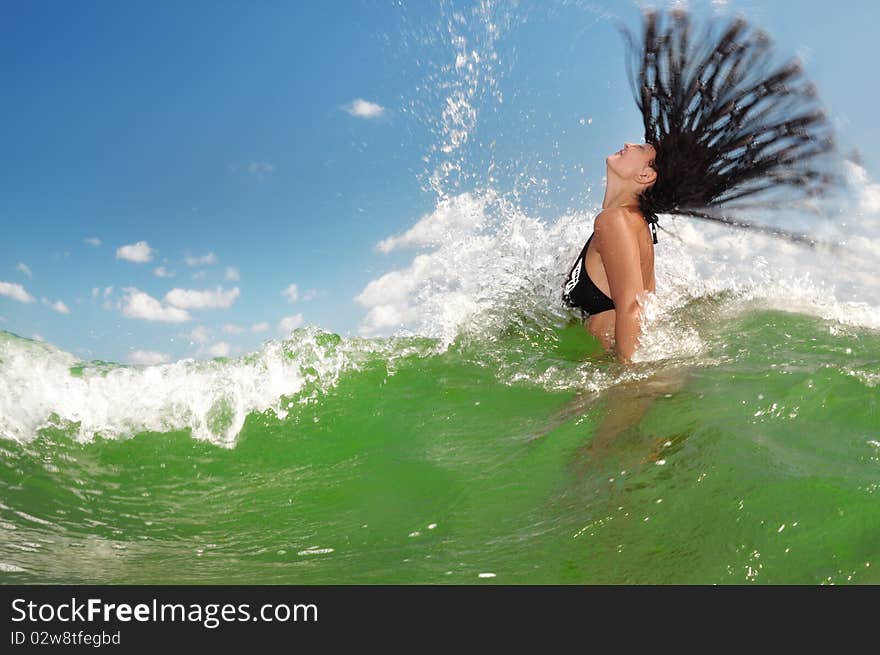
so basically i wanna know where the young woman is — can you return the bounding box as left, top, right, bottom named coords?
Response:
left=562, top=143, right=658, bottom=363
left=563, top=8, right=838, bottom=364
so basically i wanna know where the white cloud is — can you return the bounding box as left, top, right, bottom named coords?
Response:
left=164, top=286, right=240, bottom=310
left=104, top=286, right=113, bottom=298
left=355, top=263, right=423, bottom=307
left=247, top=162, right=275, bottom=181
left=356, top=301, right=422, bottom=336
left=846, top=160, right=880, bottom=214
left=344, top=98, right=386, bottom=119
left=0, top=315, right=5, bottom=322
left=281, top=283, right=299, bottom=303
left=91, top=287, right=100, bottom=299
left=225, top=266, right=240, bottom=281
left=184, top=252, right=217, bottom=267
left=191, top=271, right=207, bottom=280
left=222, top=323, right=245, bottom=334
left=116, top=241, right=155, bottom=263
left=31, top=333, right=44, bottom=341
left=84, top=237, right=103, bottom=247
left=251, top=322, right=270, bottom=333
left=0, top=281, right=35, bottom=303
left=16, top=262, right=32, bottom=278
left=376, top=192, right=487, bottom=253
left=301, top=289, right=318, bottom=301
left=203, top=342, right=230, bottom=358
left=120, top=288, right=191, bottom=323
left=41, top=298, right=70, bottom=314
left=354, top=192, right=498, bottom=338
left=278, top=314, right=304, bottom=334
left=185, top=326, right=212, bottom=344
left=154, top=266, right=175, bottom=278
left=129, top=350, right=171, bottom=365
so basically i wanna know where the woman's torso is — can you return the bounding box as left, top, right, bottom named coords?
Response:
left=562, top=209, right=656, bottom=340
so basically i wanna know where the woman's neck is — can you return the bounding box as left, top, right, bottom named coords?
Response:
left=602, top=174, right=641, bottom=210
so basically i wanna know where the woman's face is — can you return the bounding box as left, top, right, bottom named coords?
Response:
left=606, top=141, right=657, bottom=185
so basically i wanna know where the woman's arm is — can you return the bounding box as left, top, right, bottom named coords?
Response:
left=594, top=209, right=645, bottom=364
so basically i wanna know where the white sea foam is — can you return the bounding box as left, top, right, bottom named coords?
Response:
left=0, top=562, right=27, bottom=573
left=0, top=328, right=436, bottom=447
left=355, top=183, right=880, bottom=360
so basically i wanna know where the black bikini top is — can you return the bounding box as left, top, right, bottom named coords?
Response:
left=561, top=234, right=615, bottom=317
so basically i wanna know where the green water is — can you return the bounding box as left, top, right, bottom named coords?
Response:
left=1, top=309, right=878, bottom=584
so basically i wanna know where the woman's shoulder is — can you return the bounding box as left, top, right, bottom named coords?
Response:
left=594, top=206, right=644, bottom=232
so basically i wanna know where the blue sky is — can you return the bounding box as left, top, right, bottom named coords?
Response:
left=2, top=0, right=877, bottom=363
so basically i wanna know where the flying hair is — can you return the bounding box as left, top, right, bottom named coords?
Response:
left=616, top=8, right=840, bottom=245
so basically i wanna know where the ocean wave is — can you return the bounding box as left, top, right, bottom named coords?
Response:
left=0, top=328, right=438, bottom=447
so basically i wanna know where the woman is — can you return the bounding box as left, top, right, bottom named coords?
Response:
left=563, top=8, right=838, bottom=364
left=563, top=142, right=659, bottom=363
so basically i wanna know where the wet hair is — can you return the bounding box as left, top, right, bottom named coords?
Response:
left=617, top=8, right=839, bottom=244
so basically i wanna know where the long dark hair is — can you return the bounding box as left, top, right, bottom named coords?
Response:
left=618, top=8, right=839, bottom=245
